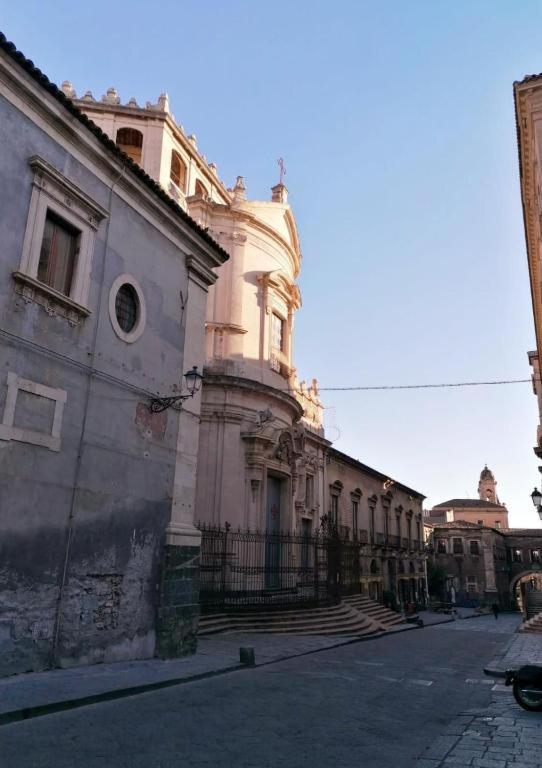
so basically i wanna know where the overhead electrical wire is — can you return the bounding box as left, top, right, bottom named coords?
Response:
left=314, top=379, right=531, bottom=392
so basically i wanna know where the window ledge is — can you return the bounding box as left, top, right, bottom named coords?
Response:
left=13, top=271, right=91, bottom=326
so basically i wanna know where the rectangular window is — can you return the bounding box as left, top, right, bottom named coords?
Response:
left=532, top=550, right=541, bottom=563
left=271, top=313, right=284, bottom=352
left=477, top=520, right=483, bottom=525
left=495, top=521, right=501, bottom=529
left=305, top=475, right=314, bottom=510
left=513, top=549, right=522, bottom=563
left=330, top=495, right=338, bottom=525
left=352, top=500, right=359, bottom=535
left=37, top=211, right=80, bottom=296
left=452, top=538, right=464, bottom=554
left=370, top=507, right=376, bottom=544
left=466, top=579, right=478, bottom=595
left=437, top=539, right=447, bottom=554
left=469, top=540, right=480, bottom=555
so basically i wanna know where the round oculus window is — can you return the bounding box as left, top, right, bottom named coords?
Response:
left=115, top=283, right=139, bottom=333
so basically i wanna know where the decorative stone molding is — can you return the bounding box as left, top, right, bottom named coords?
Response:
left=0, top=372, right=67, bottom=451
left=15, top=156, right=107, bottom=322
left=13, top=272, right=90, bottom=326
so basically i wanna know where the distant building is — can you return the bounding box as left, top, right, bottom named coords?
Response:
left=429, top=523, right=542, bottom=610
left=425, top=466, right=509, bottom=529
left=326, top=449, right=426, bottom=606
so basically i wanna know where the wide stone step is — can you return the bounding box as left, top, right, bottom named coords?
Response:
left=198, top=599, right=390, bottom=636
left=199, top=614, right=374, bottom=633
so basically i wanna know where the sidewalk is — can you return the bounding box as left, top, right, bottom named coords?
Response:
left=416, top=631, right=542, bottom=768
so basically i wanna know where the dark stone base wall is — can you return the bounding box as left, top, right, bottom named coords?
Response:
left=155, top=544, right=200, bottom=658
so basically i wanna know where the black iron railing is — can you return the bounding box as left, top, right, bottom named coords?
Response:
left=197, top=524, right=363, bottom=613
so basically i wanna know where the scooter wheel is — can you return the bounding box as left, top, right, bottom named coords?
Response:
left=513, top=681, right=542, bottom=711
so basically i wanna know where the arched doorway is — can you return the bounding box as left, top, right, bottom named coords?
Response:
left=511, top=571, right=542, bottom=615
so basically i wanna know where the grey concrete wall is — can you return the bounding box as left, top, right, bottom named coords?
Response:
left=0, top=93, right=193, bottom=674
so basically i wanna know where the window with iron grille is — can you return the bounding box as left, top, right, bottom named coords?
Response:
left=270, top=313, right=285, bottom=372
left=115, top=284, right=139, bottom=333
left=437, top=539, right=447, bottom=554
left=37, top=211, right=80, bottom=297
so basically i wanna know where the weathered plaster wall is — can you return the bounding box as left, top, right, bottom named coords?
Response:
left=0, top=89, right=193, bottom=675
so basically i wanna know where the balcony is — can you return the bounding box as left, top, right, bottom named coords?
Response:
left=386, top=534, right=400, bottom=548
left=375, top=532, right=386, bottom=547
left=355, top=529, right=369, bottom=544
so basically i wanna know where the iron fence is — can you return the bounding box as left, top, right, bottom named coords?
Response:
left=197, top=524, right=363, bottom=613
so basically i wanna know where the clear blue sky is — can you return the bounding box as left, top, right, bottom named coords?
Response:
left=4, top=0, right=542, bottom=525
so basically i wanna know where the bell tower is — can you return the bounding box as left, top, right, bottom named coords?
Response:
left=478, top=465, right=499, bottom=504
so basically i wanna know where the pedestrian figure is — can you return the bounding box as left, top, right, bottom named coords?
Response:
left=492, top=602, right=500, bottom=620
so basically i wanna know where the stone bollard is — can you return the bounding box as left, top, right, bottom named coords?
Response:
left=239, top=647, right=255, bottom=666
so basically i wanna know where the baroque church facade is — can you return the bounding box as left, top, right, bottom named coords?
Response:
left=72, top=83, right=427, bottom=607
left=72, top=84, right=425, bottom=552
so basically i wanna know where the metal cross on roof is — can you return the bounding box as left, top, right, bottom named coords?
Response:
left=277, top=157, right=286, bottom=184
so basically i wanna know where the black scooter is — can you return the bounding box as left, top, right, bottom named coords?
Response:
left=505, top=666, right=542, bottom=711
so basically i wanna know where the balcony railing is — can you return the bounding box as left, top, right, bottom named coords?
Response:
left=354, top=529, right=369, bottom=544
left=386, top=534, right=400, bottom=548
left=401, top=537, right=409, bottom=550
left=376, top=532, right=386, bottom=546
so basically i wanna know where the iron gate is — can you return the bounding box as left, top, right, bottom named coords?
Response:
left=198, top=524, right=362, bottom=613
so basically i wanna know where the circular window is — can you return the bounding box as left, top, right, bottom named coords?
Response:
left=109, top=274, right=146, bottom=343
left=115, top=283, right=138, bottom=333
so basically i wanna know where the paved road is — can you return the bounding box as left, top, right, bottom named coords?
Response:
left=0, top=617, right=520, bottom=768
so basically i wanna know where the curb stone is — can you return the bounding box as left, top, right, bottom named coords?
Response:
left=0, top=623, right=415, bottom=726
left=0, top=615, right=464, bottom=726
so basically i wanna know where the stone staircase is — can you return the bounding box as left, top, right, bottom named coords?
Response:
left=526, top=592, right=542, bottom=619
left=341, top=595, right=406, bottom=628
left=198, top=596, right=406, bottom=637
left=521, top=611, right=542, bottom=633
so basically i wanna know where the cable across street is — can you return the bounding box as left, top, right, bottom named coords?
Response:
left=315, top=378, right=531, bottom=392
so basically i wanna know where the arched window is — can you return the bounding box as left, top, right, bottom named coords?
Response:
left=194, top=179, right=208, bottom=198
left=170, top=151, right=187, bottom=191
left=116, top=128, right=143, bottom=164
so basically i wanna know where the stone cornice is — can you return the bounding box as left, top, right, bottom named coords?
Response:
left=200, top=201, right=302, bottom=278
left=201, top=372, right=304, bottom=420
left=515, top=81, right=542, bottom=362
left=327, top=446, right=426, bottom=501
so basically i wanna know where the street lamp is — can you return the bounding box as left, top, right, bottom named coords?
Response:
left=150, top=366, right=204, bottom=413
left=184, top=365, right=204, bottom=397
left=530, top=487, right=542, bottom=521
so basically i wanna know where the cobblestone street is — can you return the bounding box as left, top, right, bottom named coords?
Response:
left=0, top=616, right=533, bottom=768
left=417, top=624, right=542, bottom=768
